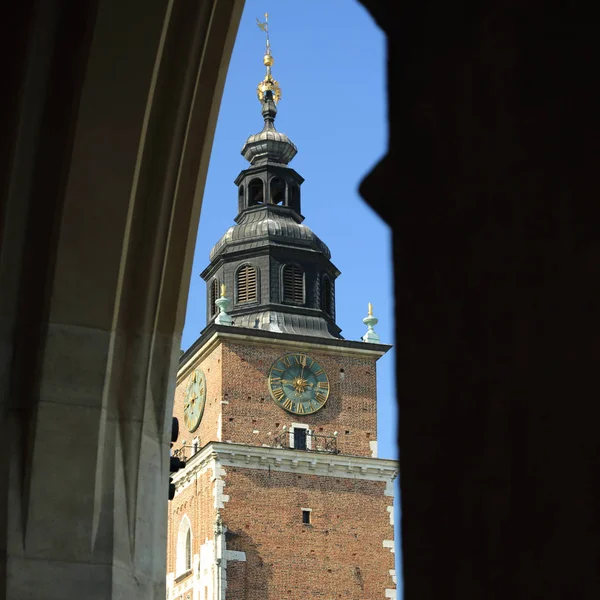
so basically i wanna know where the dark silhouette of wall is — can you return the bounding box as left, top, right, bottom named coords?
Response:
left=359, top=1, right=600, bottom=598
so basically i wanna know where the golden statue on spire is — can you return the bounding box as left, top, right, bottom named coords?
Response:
left=256, top=13, right=281, bottom=103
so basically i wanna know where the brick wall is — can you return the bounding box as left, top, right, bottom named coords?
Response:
left=221, top=465, right=395, bottom=599
left=169, top=336, right=392, bottom=600
left=173, top=344, right=223, bottom=455
left=220, top=341, right=378, bottom=456
left=226, top=560, right=247, bottom=600
left=167, top=467, right=217, bottom=598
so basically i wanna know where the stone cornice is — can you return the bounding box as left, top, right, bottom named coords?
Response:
left=172, top=441, right=399, bottom=492
left=178, top=325, right=392, bottom=382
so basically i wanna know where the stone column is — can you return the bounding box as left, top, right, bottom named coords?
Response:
left=0, top=1, right=243, bottom=598
left=360, top=1, right=600, bottom=598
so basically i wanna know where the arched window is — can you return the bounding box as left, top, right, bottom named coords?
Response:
left=185, top=529, right=192, bottom=572
left=248, top=178, right=264, bottom=206
left=282, top=264, right=304, bottom=304
left=210, top=279, right=219, bottom=317
left=270, top=178, right=285, bottom=205
left=176, top=516, right=193, bottom=576
left=236, top=264, right=258, bottom=303
left=322, top=276, right=334, bottom=317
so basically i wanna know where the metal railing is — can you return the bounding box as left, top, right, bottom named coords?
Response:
left=171, top=430, right=339, bottom=468
left=272, top=430, right=339, bottom=454
left=172, top=443, right=199, bottom=463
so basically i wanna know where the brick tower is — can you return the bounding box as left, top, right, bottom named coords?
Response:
left=166, top=15, right=398, bottom=600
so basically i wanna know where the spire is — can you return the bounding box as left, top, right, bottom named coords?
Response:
left=242, top=13, right=297, bottom=166
left=201, top=13, right=342, bottom=340
left=256, top=13, right=281, bottom=105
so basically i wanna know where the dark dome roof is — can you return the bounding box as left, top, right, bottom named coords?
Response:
left=209, top=207, right=331, bottom=261
left=240, top=93, right=297, bottom=166
left=241, top=129, right=297, bottom=165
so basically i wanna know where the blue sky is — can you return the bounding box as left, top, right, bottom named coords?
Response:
left=180, top=0, right=400, bottom=590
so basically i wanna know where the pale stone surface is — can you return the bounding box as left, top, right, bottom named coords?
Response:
left=39, top=324, right=112, bottom=409
left=7, top=557, right=114, bottom=600
left=0, top=1, right=244, bottom=599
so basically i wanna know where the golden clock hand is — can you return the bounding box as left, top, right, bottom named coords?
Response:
left=282, top=378, right=306, bottom=386
left=299, top=354, right=307, bottom=379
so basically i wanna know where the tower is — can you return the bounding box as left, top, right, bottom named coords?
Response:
left=166, top=15, right=398, bottom=600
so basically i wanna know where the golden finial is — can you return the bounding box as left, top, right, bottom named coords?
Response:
left=362, top=302, right=380, bottom=343
left=221, top=283, right=226, bottom=298
left=256, top=12, right=281, bottom=103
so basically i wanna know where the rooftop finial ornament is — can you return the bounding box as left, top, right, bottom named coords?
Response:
left=256, top=13, right=281, bottom=103
left=215, top=284, right=233, bottom=326
left=362, top=302, right=381, bottom=343
left=240, top=12, right=297, bottom=165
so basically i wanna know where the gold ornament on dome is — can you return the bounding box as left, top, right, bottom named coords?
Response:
left=255, top=12, right=281, bottom=104
left=257, top=75, right=281, bottom=104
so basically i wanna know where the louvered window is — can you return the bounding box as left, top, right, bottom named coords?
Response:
left=210, top=279, right=219, bottom=316
left=282, top=264, right=304, bottom=304
left=236, top=265, right=257, bottom=303
left=322, top=276, right=334, bottom=317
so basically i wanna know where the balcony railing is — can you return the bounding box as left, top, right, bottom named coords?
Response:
left=272, top=430, right=339, bottom=454
left=172, top=444, right=199, bottom=463
left=171, top=430, right=339, bottom=467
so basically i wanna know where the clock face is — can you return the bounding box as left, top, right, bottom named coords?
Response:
left=183, top=369, right=206, bottom=433
left=268, top=353, right=330, bottom=415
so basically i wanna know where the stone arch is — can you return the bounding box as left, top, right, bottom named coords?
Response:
left=0, top=2, right=245, bottom=597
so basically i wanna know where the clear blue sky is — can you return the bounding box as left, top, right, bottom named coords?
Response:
left=180, top=0, right=401, bottom=591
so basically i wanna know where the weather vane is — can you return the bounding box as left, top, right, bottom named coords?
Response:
left=256, top=13, right=270, bottom=55
left=255, top=13, right=281, bottom=103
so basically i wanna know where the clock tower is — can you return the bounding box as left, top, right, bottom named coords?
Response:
left=166, top=16, right=398, bottom=600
